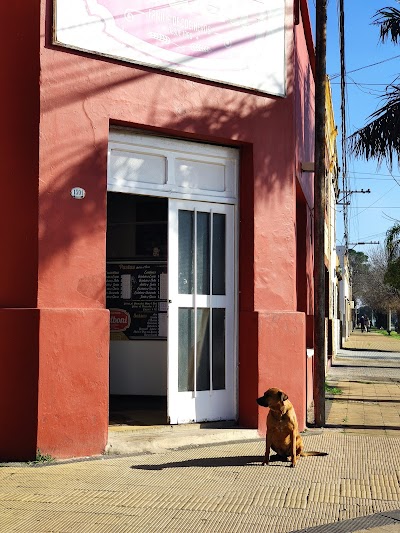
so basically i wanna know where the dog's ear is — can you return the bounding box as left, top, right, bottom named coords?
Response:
left=280, top=392, right=288, bottom=402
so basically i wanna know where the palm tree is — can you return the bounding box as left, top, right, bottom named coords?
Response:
left=384, top=223, right=400, bottom=330
left=385, top=223, right=400, bottom=261
left=374, top=4, right=400, bottom=43
left=384, top=223, right=400, bottom=290
left=349, top=2, right=400, bottom=169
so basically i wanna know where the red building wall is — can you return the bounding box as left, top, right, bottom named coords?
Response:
left=0, top=0, right=315, bottom=459
left=294, top=1, right=316, bottom=411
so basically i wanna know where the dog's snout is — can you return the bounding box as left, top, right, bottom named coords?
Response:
left=257, top=396, right=267, bottom=407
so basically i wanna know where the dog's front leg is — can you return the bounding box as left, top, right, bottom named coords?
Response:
left=290, top=431, right=297, bottom=467
left=263, top=431, right=272, bottom=465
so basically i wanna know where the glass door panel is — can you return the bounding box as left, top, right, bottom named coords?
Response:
left=168, top=200, right=236, bottom=424
left=212, top=308, right=226, bottom=390
left=178, top=211, right=194, bottom=294
left=178, top=308, right=194, bottom=392
left=212, top=214, right=226, bottom=295
left=196, top=212, right=210, bottom=295
left=196, top=308, right=210, bottom=391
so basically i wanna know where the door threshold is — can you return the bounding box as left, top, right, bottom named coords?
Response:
left=108, top=420, right=238, bottom=433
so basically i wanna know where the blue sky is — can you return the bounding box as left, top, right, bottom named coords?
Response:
left=310, top=0, right=400, bottom=256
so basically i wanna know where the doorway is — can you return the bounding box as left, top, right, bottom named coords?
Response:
left=107, top=193, right=168, bottom=426
left=106, top=130, right=239, bottom=427
left=106, top=194, right=236, bottom=426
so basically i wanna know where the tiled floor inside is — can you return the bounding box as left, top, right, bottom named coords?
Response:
left=109, top=395, right=167, bottom=426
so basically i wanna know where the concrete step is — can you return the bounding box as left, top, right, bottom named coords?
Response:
left=106, top=423, right=261, bottom=455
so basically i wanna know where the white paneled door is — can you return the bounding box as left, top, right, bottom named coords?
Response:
left=168, top=200, right=236, bottom=424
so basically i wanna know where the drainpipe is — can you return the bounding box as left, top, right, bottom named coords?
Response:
left=313, top=0, right=327, bottom=427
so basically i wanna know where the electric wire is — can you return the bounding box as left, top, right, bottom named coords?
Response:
left=330, top=53, right=400, bottom=79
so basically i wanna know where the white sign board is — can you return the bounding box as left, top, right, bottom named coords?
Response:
left=53, top=0, right=286, bottom=96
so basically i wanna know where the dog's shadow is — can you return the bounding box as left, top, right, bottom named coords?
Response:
left=131, top=454, right=292, bottom=471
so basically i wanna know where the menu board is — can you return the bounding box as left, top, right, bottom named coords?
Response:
left=106, top=262, right=167, bottom=340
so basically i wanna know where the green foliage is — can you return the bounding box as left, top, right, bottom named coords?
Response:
left=375, top=328, right=400, bottom=338
left=349, top=3, right=400, bottom=169
left=348, top=249, right=370, bottom=305
left=384, top=224, right=400, bottom=290
left=384, top=257, right=400, bottom=289
left=373, top=3, right=400, bottom=43
left=386, top=223, right=400, bottom=261
left=349, top=88, right=400, bottom=169
left=29, top=449, right=55, bottom=464
left=325, top=383, right=343, bottom=395
left=348, top=249, right=369, bottom=271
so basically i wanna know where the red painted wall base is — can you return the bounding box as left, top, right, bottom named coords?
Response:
left=0, top=309, right=40, bottom=461
left=257, top=312, right=307, bottom=435
left=0, top=308, right=109, bottom=461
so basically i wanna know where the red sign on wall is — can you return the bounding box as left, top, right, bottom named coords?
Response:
left=110, top=309, right=131, bottom=332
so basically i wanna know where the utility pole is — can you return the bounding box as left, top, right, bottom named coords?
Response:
left=313, top=0, right=327, bottom=427
left=348, top=242, right=380, bottom=247
left=336, top=189, right=371, bottom=206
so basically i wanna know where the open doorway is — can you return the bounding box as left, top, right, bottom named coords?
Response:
left=106, top=192, right=168, bottom=426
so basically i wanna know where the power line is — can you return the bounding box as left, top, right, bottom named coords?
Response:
left=348, top=206, right=400, bottom=209
left=349, top=170, right=400, bottom=178
left=349, top=176, right=394, bottom=180
left=359, top=231, right=387, bottom=239
left=330, top=53, right=400, bottom=79
left=331, top=82, right=397, bottom=85
left=349, top=184, right=399, bottom=218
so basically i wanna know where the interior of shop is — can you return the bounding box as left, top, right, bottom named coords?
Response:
left=106, top=192, right=168, bottom=426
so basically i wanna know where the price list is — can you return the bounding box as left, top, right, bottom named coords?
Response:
left=106, top=262, right=167, bottom=339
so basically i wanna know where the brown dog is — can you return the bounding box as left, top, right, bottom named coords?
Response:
left=257, top=387, right=327, bottom=467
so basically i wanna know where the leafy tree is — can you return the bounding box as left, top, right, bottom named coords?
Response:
left=348, top=249, right=369, bottom=306
left=384, top=223, right=400, bottom=289
left=366, top=243, right=400, bottom=330
left=348, top=243, right=400, bottom=329
left=349, top=2, right=400, bottom=168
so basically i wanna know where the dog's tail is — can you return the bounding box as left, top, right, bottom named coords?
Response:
left=300, top=451, right=328, bottom=457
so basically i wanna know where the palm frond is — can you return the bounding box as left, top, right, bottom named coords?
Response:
left=384, top=223, right=400, bottom=291
left=348, top=87, right=400, bottom=169
left=385, top=223, right=400, bottom=261
left=373, top=4, right=400, bottom=44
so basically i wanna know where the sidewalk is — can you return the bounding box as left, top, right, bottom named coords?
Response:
left=341, top=329, right=400, bottom=352
left=325, top=331, right=400, bottom=438
left=0, top=331, right=399, bottom=533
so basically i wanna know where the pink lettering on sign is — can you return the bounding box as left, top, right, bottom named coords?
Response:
left=56, top=0, right=285, bottom=95
left=86, top=0, right=269, bottom=70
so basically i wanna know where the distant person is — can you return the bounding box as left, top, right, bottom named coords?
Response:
left=360, top=315, right=365, bottom=333
left=365, top=317, right=370, bottom=332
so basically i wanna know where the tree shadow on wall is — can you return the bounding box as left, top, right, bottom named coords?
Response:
left=38, top=144, right=107, bottom=306
left=38, top=9, right=315, bottom=309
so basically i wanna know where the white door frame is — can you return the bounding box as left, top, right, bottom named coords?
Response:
left=167, top=199, right=237, bottom=424
left=107, top=131, right=239, bottom=424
